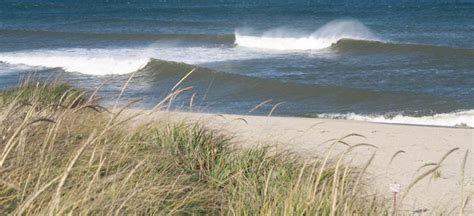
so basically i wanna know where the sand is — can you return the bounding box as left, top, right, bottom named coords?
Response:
left=128, top=110, right=473, bottom=214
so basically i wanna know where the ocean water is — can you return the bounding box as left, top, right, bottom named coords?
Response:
left=0, top=1, right=473, bottom=127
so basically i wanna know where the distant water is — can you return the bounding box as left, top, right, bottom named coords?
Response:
left=0, top=1, right=473, bottom=127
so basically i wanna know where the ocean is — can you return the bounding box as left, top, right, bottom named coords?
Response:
left=0, top=0, right=473, bottom=127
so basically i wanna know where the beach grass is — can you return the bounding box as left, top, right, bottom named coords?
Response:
left=0, top=80, right=84, bottom=108
left=0, top=81, right=388, bottom=215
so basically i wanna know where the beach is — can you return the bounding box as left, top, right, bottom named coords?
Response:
left=0, top=82, right=472, bottom=214
left=1, top=1, right=473, bottom=214
left=131, top=110, right=473, bottom=214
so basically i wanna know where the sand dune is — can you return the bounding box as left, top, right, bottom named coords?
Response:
left=129, top=110, right=473, bottom=214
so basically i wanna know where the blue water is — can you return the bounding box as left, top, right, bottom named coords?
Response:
left=0, top=1, right=473, bottom=126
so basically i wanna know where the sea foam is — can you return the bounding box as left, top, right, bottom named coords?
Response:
left=318, top=110, right=474, bottom=127
left=235, top=19, right=379, bottom=50
left=0, top=19, right=378, bottom=75
left=0, top=49, right=149, bottom=75
left=0, top=46, right=272, bottom=75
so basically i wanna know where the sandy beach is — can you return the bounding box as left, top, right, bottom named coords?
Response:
left=2, top=1, right=473, bottom=215
left=129, top=110, right=473, bottom=214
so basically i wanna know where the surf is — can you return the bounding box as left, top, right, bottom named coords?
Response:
left=235, top=19, right=380, bottom=50
left=0, top=48, right=150, bottom=75
left=317, top=110, right=474, bottom=127
left=0, top=46, right=269, bottom=75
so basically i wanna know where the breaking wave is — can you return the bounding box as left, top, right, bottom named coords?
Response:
left=1, top=55, right=470, bottom=127
left=0, top=49, right=149, bottom=75
left=2, top=18, right=472, bottom=75
left=235, top=19, right=379, bottom=50
left=234, top=19, right=474, bottom=57
left=318, top=110, right=474, bottom=127
left=0, top=46, right=270, bottom=75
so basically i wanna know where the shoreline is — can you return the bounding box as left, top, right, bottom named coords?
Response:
left=225, top=111, right=473, bottom=129
left=127, top=109, right=473, bottom=214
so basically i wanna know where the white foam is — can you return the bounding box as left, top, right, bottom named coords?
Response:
left=0, top=63, right=40, bottom=74
left=146, top=46, right=275, bottom=64
left=235, top=19, right=379, bottom=50
left=0, top=48, right=149, bottom=75
left=0, top=46, right=275, bottom=75
left=1, top=20, right=368, bottom=75
left=319, top=110, right=474, bottom=127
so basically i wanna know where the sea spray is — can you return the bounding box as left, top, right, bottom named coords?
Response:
left=235, top=19, right=379, bottom=50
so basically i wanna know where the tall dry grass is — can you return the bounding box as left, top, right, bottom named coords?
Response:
left=0, top=81, right=388, bottom=215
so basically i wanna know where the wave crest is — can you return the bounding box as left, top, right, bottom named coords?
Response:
left=318, top=110, right=474, bottom=127
left=0, top=46, right=267, bottom=75
left=235, top=19, right=379, bottom=50
left=333, top=39, right=474, bottom=56
left=0, top=49, right=149, bottom=75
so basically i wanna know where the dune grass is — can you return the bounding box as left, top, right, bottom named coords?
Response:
left=0, top=82, right=388, bottom=215
left=0, top=80, right=84, bottom=108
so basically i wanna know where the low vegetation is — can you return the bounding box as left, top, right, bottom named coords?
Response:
left=0, top=82, right=387, bottom=215
left=0, top=81, right=84, bottom=108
